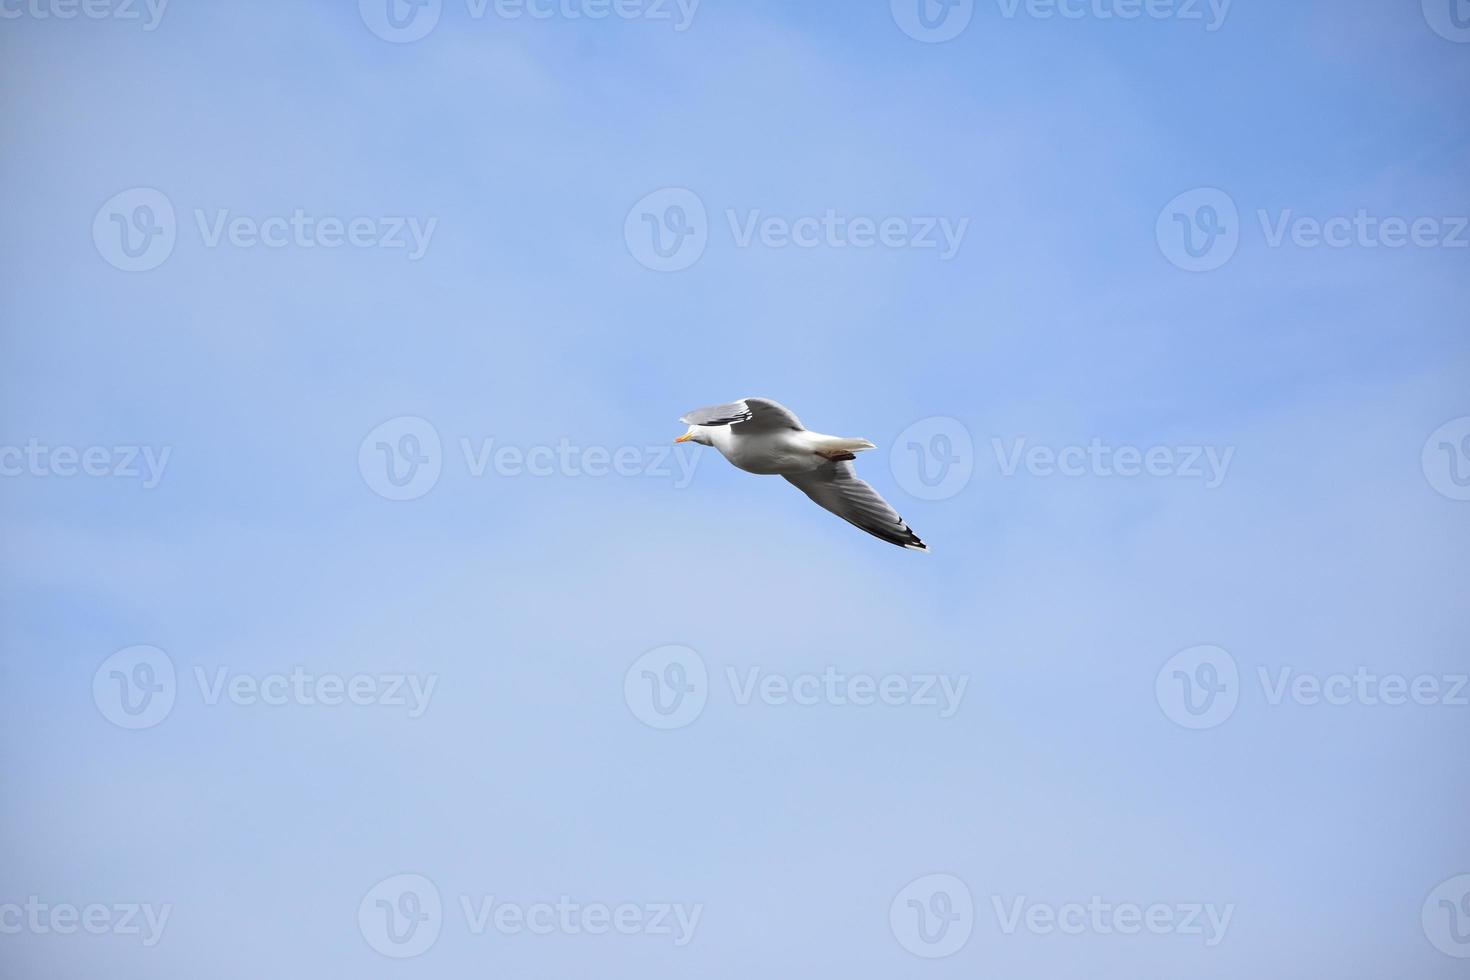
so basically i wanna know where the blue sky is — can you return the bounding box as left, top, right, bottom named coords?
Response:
left=2, top=1, right=1468, bottom=977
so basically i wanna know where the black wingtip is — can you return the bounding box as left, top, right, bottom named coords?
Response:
left=891, top=522, right=928, bottom=552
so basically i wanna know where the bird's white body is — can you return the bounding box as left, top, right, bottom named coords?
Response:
left=707, top=426, right=864, bottom=476
left=676, top=397, right=927, bottom=551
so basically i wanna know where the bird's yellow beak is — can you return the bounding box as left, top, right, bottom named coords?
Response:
left=674, top=432, right=692, bottom=443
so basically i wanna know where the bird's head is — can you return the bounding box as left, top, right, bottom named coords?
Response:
left=674, top=425, right=712, bottom=446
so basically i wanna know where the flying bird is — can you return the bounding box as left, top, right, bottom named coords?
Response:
left=675, top=397, right=928, bottom=552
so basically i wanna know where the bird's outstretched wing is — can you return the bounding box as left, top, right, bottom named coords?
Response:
left=680, top=397, right=803, bottom=432
left=784, top=461, right=928, bottom=551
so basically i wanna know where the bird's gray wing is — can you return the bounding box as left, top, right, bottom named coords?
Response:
left=784, top=461, right=928, bottom=551
left=680, top=397, right=803, bottom=432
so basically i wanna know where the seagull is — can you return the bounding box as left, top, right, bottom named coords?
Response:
left=675, top=397, right=928, bottom=552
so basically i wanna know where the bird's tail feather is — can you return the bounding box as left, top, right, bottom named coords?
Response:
left=819, top=437, right=877, bottom=454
